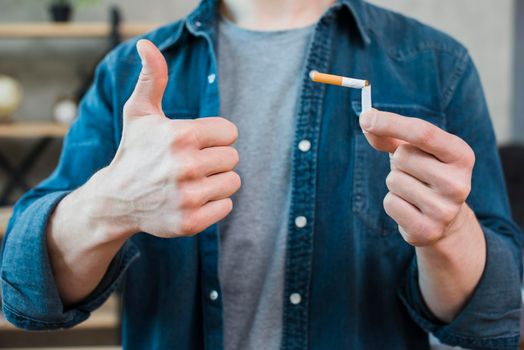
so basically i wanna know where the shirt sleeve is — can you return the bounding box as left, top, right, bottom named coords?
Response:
left=0, top=54, right=140, bottom=331
left=397, top=53, right=523, bottom=349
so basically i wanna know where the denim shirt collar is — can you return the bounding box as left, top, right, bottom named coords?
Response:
left=157, top=0, right=371, bottom=51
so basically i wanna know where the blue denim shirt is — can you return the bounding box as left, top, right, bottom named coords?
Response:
left=2, top=0, right=522, bottom=349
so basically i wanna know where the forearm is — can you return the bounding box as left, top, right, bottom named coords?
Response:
left=47, top=168, right=134, bottom=306
left=416, top=204, right=486, bottom=323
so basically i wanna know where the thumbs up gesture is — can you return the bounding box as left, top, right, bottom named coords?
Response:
left=106, top=40, right=240, bottom=238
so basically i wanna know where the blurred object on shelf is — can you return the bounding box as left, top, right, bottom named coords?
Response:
left=48, top=0, right=101, bottom=23
left=499, top=143, right=524, bottom=230
left=0, top=75, right=23, bottom=122
left=49, top=0, right=73, bottom=22
left=54, top=97, right=78, bottom=125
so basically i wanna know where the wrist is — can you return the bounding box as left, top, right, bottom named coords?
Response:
left=67, top=167, right=138, bottom=245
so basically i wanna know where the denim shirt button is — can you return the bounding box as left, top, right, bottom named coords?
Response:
left=195, top=20, right=202, bottom=28
left=209, top=290, right=218, bottom=301
left=290, top=293, right=302, bottom=305
left=298, top=139, right=311, bottom=152
left=295, top=216, right=307, bottom=228
left=207, top=73, right=216, bottom=84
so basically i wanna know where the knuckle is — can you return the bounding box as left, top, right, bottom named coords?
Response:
left=383, top=192, right=396, bottom=212
left=223, top=118, right=239, bottom=140
left=178, top=212, right=199, bottom=236
left=222, top=198, right=234, bottom=214
left=432, top=202, right=457, bottom=224
left=408, top=221, right=442, bottom=245
left=222, top=146, right=239, bottom=166
left=461, top=145, right=476, bottom=168
left=454, top=181, right=471, bottom=201
left=442, top=175, right=471, bottom=201
left=177, top=157, right=201, bottom=179
left=172, top=125, right=197, bottom=147
left=214, top=117, right=239, bottom=141
left=424, top=224, right=444, bottom=244
left=230, top=147, right=240, bottom=165
left=177, top=186, right=202, bottom=209
left=417, top=125, right=436, bottom=145
left=229, top=171, right=242, bottom=190
left=385, top=171, right=401, bottom=191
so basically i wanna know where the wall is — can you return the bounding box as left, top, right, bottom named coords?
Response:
left=0, top=0, right=517, bottom=199
left=367, top=0, right=515, bottom=144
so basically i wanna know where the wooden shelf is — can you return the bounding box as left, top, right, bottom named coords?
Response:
left=0, top=122, right=69, bottom=138
left=0, top=295, right=119, bottom=331
left=0, top=22, right=161, bottom=38
left=8, top=348, right=120, bottom=350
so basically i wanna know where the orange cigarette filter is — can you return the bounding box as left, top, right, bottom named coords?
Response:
left=310, top=70, right=369, bottom=89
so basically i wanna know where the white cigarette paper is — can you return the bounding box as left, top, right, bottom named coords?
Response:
left=309, top=71, right=373, bottom=114
left=361, top=85, right=372, bottom=115
left=341, top=77, right=368, bottom=89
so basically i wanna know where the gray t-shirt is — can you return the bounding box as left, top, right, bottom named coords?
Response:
left=217, top=18, right=314, bottom=350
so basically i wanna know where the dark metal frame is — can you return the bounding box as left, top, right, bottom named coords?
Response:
left=0, top=138, right=53, bottom=205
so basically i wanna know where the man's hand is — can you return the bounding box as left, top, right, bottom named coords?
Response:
left=359, top=109, right=486, bottom=322
left=103, top=39, right=240, bottom=238
left=359, top=109, right=476, bottom=246
left=46, top=39, right=240, bottom=305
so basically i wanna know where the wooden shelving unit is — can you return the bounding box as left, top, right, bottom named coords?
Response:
left=0, top=22, right=161, bottom=39
left=0, top=122, right=69, bottom=138
left=0, top=14, right=154, bottom=348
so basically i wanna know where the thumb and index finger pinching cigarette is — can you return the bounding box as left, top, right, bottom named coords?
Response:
left=310, top=71, right=463, bottom=162
left=310, top=71, right=400, bottom=154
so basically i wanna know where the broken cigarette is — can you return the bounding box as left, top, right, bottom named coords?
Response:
left=309, top=70, right=372, bottom=114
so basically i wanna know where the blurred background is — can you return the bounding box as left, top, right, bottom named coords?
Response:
left=0, top=0, right=523, bottom=349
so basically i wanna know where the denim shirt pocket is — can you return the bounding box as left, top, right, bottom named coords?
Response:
left=350, top=101, right=446, bottom=237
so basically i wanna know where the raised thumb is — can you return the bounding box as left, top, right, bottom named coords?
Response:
left=125, top=39, right=168, bottom=117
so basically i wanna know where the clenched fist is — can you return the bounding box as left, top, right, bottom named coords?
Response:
left=360, top=110, right=476, bottom=247
left=102, top=39, right=240, bottom=237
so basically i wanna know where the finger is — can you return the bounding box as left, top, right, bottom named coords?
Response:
left=383, top=192, right=442, bottom=246
left=193, top=117, right=238, bottom=148
left=360, top=109, right=406, bottom=153
left=386, top=169, right=457, bottom=224
left=125, top=39, right=168, bottom=117
left=390, top=144, right=471, bottom=201
left=197, top=146, right=239, bottom=176
left=360, top=110, right=465, bottom=163
left=390, top=144, right=446, bottom=186
left=181, top=198, right=233, bottom=235
left=364, top=131, right=406, bottom=154
left=179, top=171, right=241, bottom=208
left=203, top=171, right=241, bottom=202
